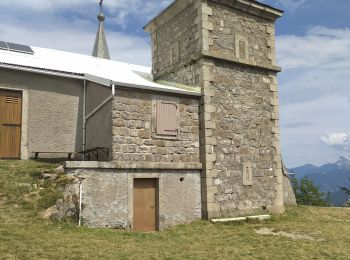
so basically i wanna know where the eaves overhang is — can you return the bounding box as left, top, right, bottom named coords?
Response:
left=0, top=62, right=202, bottom=98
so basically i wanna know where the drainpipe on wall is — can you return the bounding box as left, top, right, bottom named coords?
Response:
left=78, top=177, right=85, bottom=226
left=82, top=80, right=87, bottom=154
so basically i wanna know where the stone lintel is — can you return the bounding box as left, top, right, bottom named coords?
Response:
left=65, top=161, right=203, bottom=170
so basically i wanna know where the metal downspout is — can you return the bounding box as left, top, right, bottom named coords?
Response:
left=82, top=80, right=87, bottom=153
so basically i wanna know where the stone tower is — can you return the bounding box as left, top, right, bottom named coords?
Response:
left=145, top=0, right=285, bottom=219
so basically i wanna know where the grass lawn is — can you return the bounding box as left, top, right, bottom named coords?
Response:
left=0, top=160, right=349, bottom=259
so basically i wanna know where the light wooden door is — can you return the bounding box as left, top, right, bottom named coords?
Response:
left=0, top=89, right=22, bottom=159
left=133, top=179, right=158, bottom=231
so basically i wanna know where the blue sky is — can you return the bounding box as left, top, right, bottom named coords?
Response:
left=0, top=0, right=349, bottom=167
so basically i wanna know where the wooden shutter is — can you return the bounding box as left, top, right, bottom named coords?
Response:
left=156, top=100, right=178, bottom=136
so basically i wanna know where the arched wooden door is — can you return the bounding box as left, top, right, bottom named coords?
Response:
left=0, top=89, right=22, bottom=159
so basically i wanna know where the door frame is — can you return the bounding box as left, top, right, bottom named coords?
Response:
left=128, top=174, right=159, bottom=231
left=0, top=87, right=29, bottom=160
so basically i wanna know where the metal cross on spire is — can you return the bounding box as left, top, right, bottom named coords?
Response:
left=99, top=0, right=104, bottom=12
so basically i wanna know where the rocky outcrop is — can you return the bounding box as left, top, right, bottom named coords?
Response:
left=40, top=172, right=80, bottom=222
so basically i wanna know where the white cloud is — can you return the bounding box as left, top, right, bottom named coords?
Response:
left=0, top=0, right=173, bottom=26
left=280, top=95, right=350, bottom=166
left=277, top=27, right=350, bottom=166
left=321, top=133, right=350, bottom=146
left=277, top=27, right=350, bottom=70
left=0, top=0, right=166, bottom=66
left=277, top=27, right=350, bottom=106
left=321, top=133, right=350, bottom=153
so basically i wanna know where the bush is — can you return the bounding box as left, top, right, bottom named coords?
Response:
left=37, top=188, right=63, bottom=210
left=291, top=177, right=330, bottom=207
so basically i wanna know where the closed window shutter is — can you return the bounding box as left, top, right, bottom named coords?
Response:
left=157, top=100, right=178, bottom=136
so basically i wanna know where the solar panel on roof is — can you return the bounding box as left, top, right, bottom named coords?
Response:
left=0, top=41, right=8, bottom=50
left=6, top=42, right=34, bottom=54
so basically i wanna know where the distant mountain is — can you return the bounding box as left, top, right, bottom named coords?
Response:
left=290, top=157, right=350, bottom=206
left=290, top=164, right=320, bottom=179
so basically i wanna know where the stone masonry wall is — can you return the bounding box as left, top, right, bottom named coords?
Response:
left=209, top=61, right=279, bottom=215
left=201, top=0, right=284, bottom=217
left=111, top=89, right=200, bottom=163
left=151, top=0, right=202, bottom=85
left=208, top=1, right=276, bottom=67
left=146, top=0, right=285, bottom=218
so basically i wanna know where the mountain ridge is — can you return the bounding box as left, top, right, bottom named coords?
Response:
left=290, top=157, right=350, bottom=206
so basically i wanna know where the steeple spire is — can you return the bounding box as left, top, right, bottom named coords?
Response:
left=92, top=0, right=110, bottom=59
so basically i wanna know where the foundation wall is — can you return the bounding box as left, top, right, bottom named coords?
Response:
left=65, top=162, right=202, bottom=229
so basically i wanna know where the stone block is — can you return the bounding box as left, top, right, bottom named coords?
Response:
left=269, top=84, right=278, bottom=92
left=205, top=121, right=216, bottom=129
left=202, top=21, right=214, bottom=31
left=211, top=217, right=246, bottom=223
left=202, top=5, right=213, bottom=16
left=266, top=27, right=274, bottom=34
left=130, top=129, right=138, bottom=137
left=207, top=202, right=220, bottom=212
left=206, top=137, right=217, bottom=146
left=262, top=77, right=271, bottom=84
left=205, top=105, right=217, bottom=113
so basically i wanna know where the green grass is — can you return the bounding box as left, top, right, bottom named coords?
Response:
left=1, top=160, right=350, bottom=259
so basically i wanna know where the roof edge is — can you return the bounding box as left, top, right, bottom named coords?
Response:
left=112, top=80, right=202, bottom=97
left=0, top=62, right=84, bottom=80
left=0, top=62, right=201, bottom=97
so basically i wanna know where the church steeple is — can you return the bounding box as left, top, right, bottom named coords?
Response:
left=92, top=0, right=110, bottom=59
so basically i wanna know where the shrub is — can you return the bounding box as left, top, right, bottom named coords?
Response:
left=291, top=177, right=330, bottom=207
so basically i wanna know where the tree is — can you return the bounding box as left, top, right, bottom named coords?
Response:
left=341, top=170, right=350, bottom=195
left=291, top=177, right=330, bottom=207
left=341, top=175, right=350, bottom=207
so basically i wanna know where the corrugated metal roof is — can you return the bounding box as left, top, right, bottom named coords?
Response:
left=0, top=46, right=201, bottom=96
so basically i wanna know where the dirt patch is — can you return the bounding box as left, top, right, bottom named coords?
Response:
left=255, top=227, right=324, bottom=241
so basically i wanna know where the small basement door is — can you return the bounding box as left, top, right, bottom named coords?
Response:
left=133, top=179, right=158, bottom=231
left=0, top=89, right=22, bottom=159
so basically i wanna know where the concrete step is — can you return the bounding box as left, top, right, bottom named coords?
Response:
left=211, top=214, right=271, bottom=223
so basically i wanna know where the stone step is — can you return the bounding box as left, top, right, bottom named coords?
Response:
left=211, top=215, right=271, bottom=223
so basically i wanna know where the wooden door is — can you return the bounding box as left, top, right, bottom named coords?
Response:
left=0, top=89, right=22, bottom=159
left=133, top=179, right=158, bottom=231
